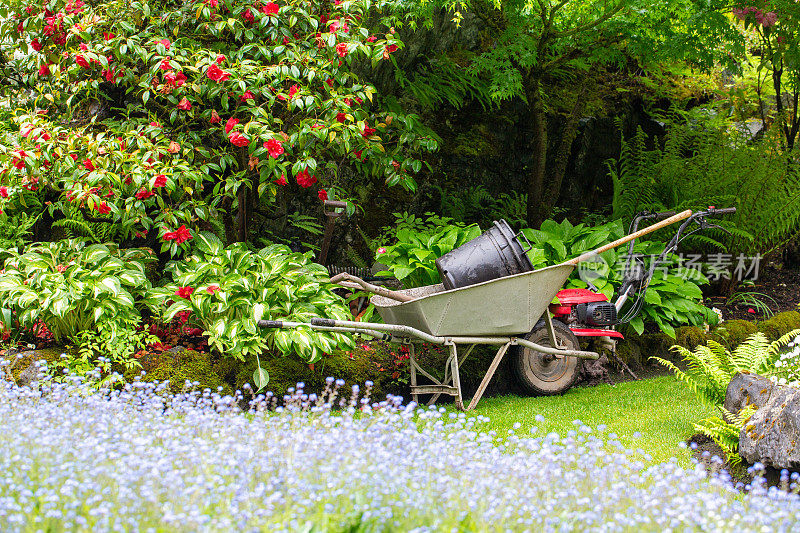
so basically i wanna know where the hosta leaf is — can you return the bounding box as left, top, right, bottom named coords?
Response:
left=195, top=231, right=224, bottom=256
left=253, top=366, right=269, bottom=391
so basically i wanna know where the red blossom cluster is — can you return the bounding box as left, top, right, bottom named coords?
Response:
left=733, top=5, right=778, bottom=27
left=163, top=224, right=193, bottom=244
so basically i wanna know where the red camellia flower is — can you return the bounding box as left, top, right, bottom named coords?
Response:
left=206, top=285, right=220, bottom=294
left=240, top=90, right=254, bottom=102
left=163, top=224, right=193, bottom=244
left=150, top=121, right=162, bottom=129
left=367, top=35, right=377, bottom=42
left=274, top=174, right=287, bottom=186
left=153, top=174, right=167, bottom=188
left=177, top=97, right=192, bottom=111
left=288, top=84, right=300, bottom=99
left=160, top=58, right=173, bottom=71
left=157, top=38, right=170, bottom=49
left=336, top=112, right=346, bottom=123
left=0, top=187, right=8, bottom=198
left=83, top=159, right=95, bottom=171
left=296, top=169, right=317, bottom=188
left=104, top=32, right=116, bottom=41
left=39, top=63, right=50, bottom=76
left=386, top=44, right=398, bottom=54
left=242, top=8, right=255, bottom=24
left=210, top=110, right=221, bottom=124
left=264, top=138, right=284, bottom=158
left=75, top=54, right=90, bottom=68
left=175, top=286, right=194, bottom=299
left=225, top=117, right=239, bottom=134
left=362, top=123, right=376, bottom=138
left=336, top=42, right=349, bottom=58
left=325, top=78, right=334, bottom=88
left=94, top=201, right=111, bottom=214
left=79, top=43, right=88, bottom=52
left=31, top=39, right=42, bottom=51
left=318, top=189, right=328, bottom=201
left=215, top=54, right=226, bottom=64
left=207, top=64, right=230, bottom=82
left=135, top=188, right=154, bottom=200
left=229, top=131, right=249, bottom=147
left=353, top=149, right=363, bottom=161
left=261, top=2, right=279, bottom=15
left=103, top=68, right=114, bottom=82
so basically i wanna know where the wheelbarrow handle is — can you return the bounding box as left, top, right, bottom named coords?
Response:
left=564, top=209, right=692, bottom=266
left=329, top=272, right=413, bottom=303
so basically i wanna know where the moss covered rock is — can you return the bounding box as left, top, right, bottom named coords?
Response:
left=7, top=347, right=66, bottom=384
left=231, top=351, right=392, bottom=402
left=757, top=311, right=800, bottom=341
left=129, top=349, right=230, bottom=395
left=709, top=320, right=758, bottom=348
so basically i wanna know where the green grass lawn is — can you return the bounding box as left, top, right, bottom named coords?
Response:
left=455, top=375, right=717, bottom=467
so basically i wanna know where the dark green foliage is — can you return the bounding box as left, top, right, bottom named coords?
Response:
left=607, top=119, right=800, bottom=256
left=395, top=53, right=492, bottom=110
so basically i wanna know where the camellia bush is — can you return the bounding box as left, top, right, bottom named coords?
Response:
left=0, top=0, right=436, bottom=250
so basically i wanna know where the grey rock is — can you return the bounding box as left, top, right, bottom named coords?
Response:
left=167, top=345, right=186, bottom=355
left=724, top=372, right=785, bottom=414
left=729, top=373, right=800, bottom=470
left=17, top=362, right=40, bottom=388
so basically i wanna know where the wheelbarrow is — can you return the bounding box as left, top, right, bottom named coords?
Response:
left=259, top=210, right=693, bottom=410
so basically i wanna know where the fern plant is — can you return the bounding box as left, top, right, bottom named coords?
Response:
left=605, top=116, right=800, bottom=258
left=694, top=405, right=757, bottom=467
left=52, top=203, right=125, bottom=244
left=655, top=331, right=800, bottom=465
left=652, top=331, right=800, bottom=406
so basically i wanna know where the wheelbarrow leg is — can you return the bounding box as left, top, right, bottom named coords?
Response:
left=408, top=342, right=419, bottom=405
left=449, top=343, right=464, bottom=410
left=465, top=341, right=512, bottom=411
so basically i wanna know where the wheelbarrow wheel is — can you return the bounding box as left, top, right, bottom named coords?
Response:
left=512, top=319, right=582, bottom=395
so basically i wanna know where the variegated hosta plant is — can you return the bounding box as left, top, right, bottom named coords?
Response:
left=0, top=239, right=154, bottom=344
left=149, top=232, right=353, bottom=369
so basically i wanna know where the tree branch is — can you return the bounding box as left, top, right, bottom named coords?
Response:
left=553, top=1, right=626, bottom=39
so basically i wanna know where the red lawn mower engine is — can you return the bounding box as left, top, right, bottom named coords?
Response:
left=550, top=289, right=623, bottom=343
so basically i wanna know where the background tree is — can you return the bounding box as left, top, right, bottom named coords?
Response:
left=412, top=0, right=740, bottom=227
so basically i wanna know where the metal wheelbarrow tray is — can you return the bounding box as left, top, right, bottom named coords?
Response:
left=371, top=264, right=576, bottom=337
left=259, top=264, right=599, bottom=411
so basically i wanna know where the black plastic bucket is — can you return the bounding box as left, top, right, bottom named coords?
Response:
left=435, top=219, right=534, bottom=290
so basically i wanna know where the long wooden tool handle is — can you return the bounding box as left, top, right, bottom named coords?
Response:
left=564, top=209, right=692, bottom=266
left=329, top=272, right=413, bottom=303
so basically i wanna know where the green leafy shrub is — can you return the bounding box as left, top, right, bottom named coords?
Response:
left=0, top=240, right=153, bottom=343
left=149, top=233, right=353, bottom=366
left=0, top=240, right=155, bottom=373
left=375, top=213, right=481, bottom=288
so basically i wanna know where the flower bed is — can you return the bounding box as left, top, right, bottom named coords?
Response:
left=0, top=368, right=798, bottom=531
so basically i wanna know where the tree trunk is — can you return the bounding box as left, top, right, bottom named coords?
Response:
left=525, top=83, right=586, bottom=228
left=526, top=88, right=548, bottom=228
